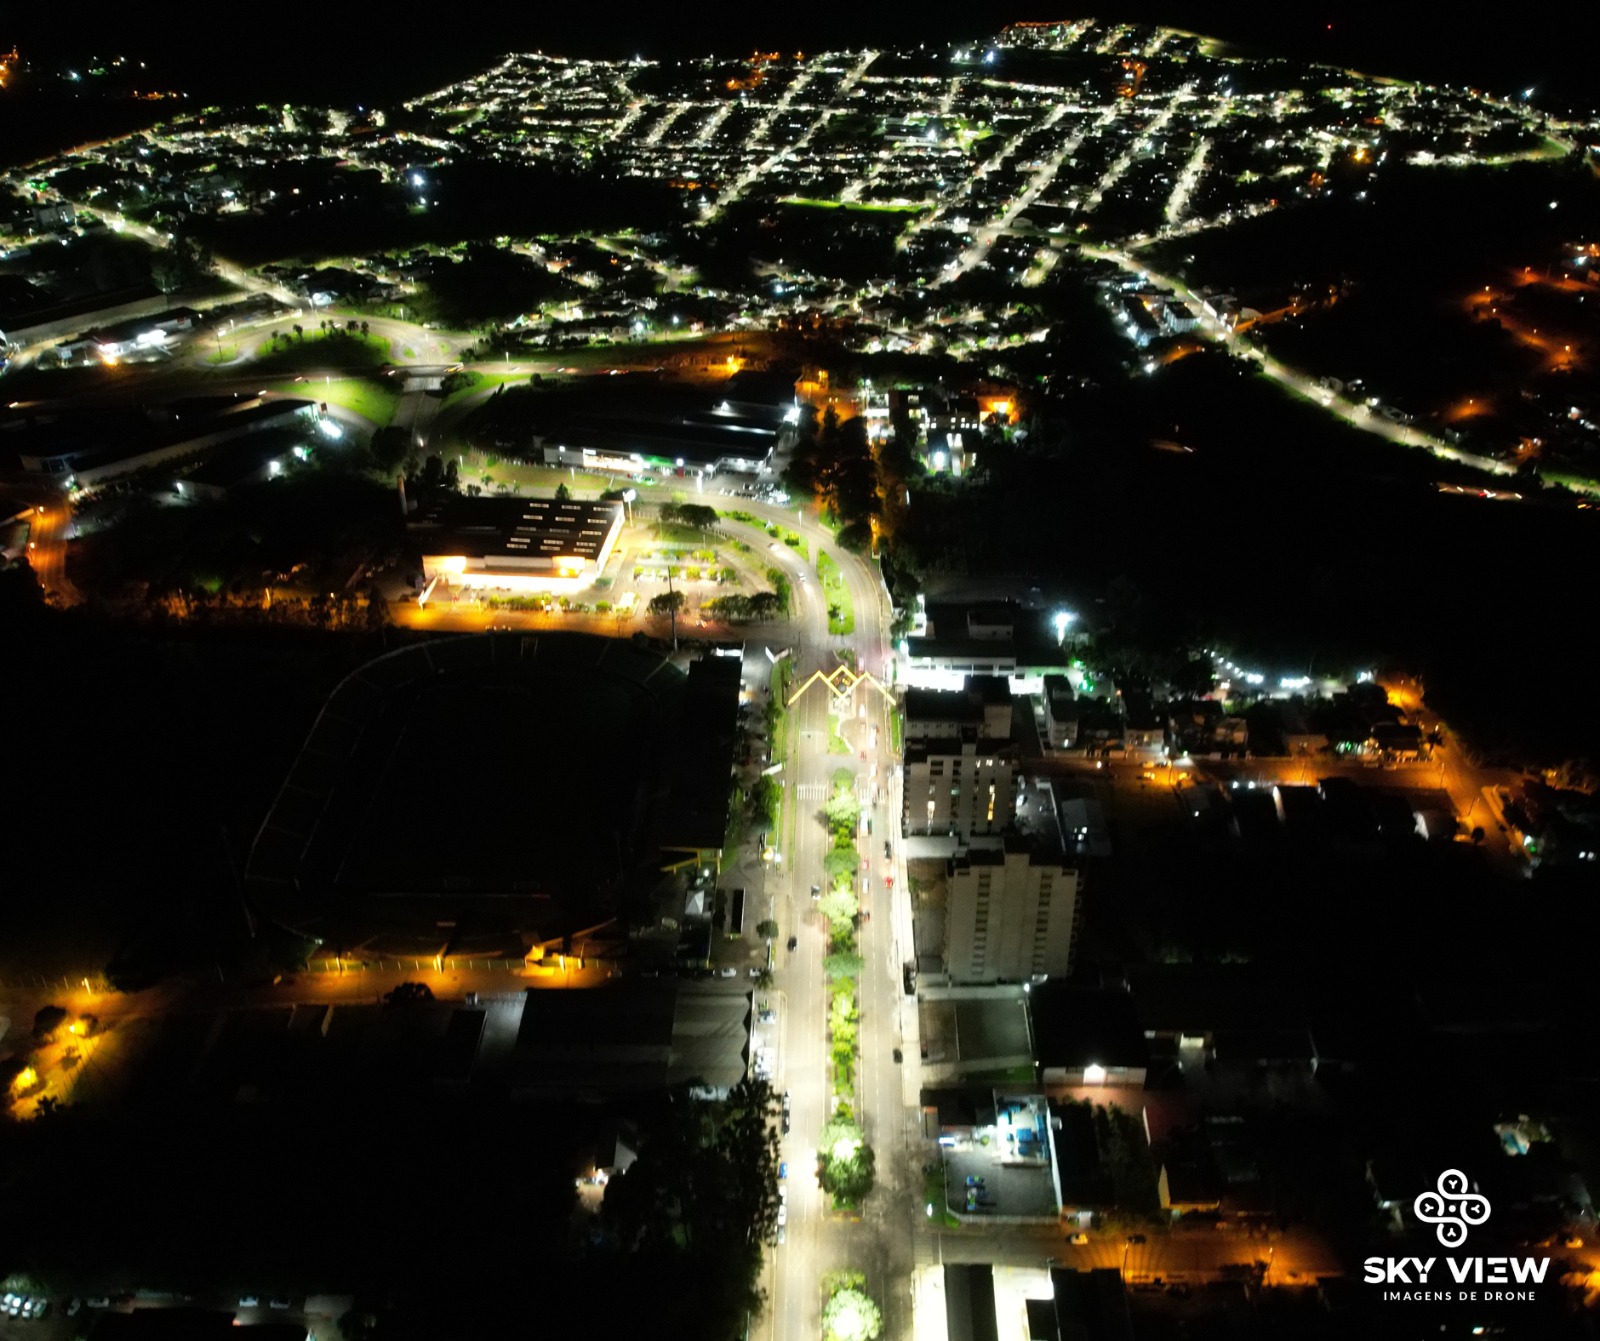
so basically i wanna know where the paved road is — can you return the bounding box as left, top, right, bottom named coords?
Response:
left=0, top=474, right=78, bottom=605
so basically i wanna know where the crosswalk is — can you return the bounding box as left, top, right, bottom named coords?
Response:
left=797, top=782, right=828, bottom=802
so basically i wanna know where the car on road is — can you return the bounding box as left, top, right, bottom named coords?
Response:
left=810, top=884, right=820, bottom=899
left=717, top=967, right=738, bottom=978
left=777, top=1226, right=786, bottom=1245
left=67, top=1300, right=83, bottom=1318
left=748, top=967, right=763, bottom=978
left=1069, top=1233, right=1090, bottom=1246
left=892, top=1046, right=901, bottom=1062
left=239, top=1297, right=260, bottom=1309
left=269, top=1299, right=292, bottom=1311
left=87, top=1298, right=110, bottom=1310
left=884, top=841, right=892, bottom=860
left=1126, top=1234, right=1146, bottom=1245
left=779, top=1162, right=787, bottom=1179
left=786, top=936, right=797, bottom=951
left=777, top=1204, right=787, bottom=1227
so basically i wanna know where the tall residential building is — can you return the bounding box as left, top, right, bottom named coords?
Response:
left=945, top=837, right=1081, bottom=984
left=902, top=676, right=1018, bottom=838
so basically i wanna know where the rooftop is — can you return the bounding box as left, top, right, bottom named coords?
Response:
left=413, top=495, right=622, bottom=565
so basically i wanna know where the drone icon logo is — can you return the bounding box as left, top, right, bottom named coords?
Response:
left=1414, top=1169, right=1491, bottom=1247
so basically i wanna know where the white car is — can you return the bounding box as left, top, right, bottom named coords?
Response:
left=717, top=967, right=738, bottom=978
left=239, top=1297, right=260, bottom=1309
left=777, top=1204, right=788, bottom=1226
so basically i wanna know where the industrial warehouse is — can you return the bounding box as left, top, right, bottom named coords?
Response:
left=411, top=495, right=624, bottom=591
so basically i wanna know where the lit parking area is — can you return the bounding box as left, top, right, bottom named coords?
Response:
left=942, top=1094, right=1059, bottom=1221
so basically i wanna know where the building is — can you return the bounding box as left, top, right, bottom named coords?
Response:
left=903, top=677, right=1019, bottom=840
left=660, top=651, right=744, bottom=873
left=1047, top=1268, right=1134, bottom=1341
left=538, top=389, right=785, bottom=479
left=902, top=601, right=1070, bottom=693
left=1166, top=699, right=1248, bottom=756
left=1122, top=693, right=1165, bottom=758
left=173, top=431, right=309, bottom=501
left=90, top=305, right=199, bottom=361
left=509, top=978, right=753, bottom=1099
left=1030, top=984, right=1149, bottom=1090
left=945, top=836, right=1080, bottom=984
left=15, top=396, right=319, bottom=487
left=414, top=495, right=624, bottom=591
left=1042, top=675, right=1078, bottom=749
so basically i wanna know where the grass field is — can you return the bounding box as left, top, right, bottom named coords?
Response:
left=250, top=330, right=391, bottom=376
left=442, top=371, right=526, bottom=411
left=269, top=377, right=400, bottom=426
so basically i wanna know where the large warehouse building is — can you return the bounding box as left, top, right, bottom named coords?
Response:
left=413, top=495, right=624, bottom=591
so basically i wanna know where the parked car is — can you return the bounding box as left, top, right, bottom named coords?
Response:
left=239, top=1297, right=260, bottom=1309
left=717, top=967, right=738, bottom=978
left=1070, top=1233, right=1090, bottom=1246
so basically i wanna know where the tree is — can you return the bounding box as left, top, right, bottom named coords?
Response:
left=750, top=774, right=780, bottom=828
left=755, top=919, right=779, bottom=941
left=825, top=1286, right=889, bottom=1341
left=555, top=482, right=572, bottom=501
left=648, top=591, right=687, bottom=618
left=823, top=846, right=858, bottom=885
left=822, top=950, right=863, bottom=980
left=748, top=590, right=782, bottom=622
left=818, top=886, right=859, bottom=931
left=817, top=1115, right=875, bottom=1204
left=369, top=426, right=410, bottom=473
left=360, top=321, right=369, bottom=338
left=383, top=981, right=434, bottom=1007
left=823, top=1286, right=882, bottom=1341
left=32, top=1005, right=68, bottom=1041
left=825, top=788, right=861, bottom=837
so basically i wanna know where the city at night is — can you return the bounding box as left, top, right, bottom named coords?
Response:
left=2, top=6, right=1599, bottom=1340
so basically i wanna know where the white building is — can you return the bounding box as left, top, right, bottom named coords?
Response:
left=945, top=837, right=1080, bottom=984
left=416, top=496, right=624, bottom=592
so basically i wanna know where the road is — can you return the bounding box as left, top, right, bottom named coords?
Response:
left=0, top=477, right=79, bottom=605
left=1078, top=244, right=1521, bottom=480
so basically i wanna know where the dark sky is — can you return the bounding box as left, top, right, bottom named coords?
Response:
left=3, top=4, right=1595, bottom=115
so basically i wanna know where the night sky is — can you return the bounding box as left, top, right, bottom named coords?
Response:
left=3, top=4, right=1595, bottom=114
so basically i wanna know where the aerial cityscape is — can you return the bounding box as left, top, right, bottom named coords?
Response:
left=1, top=9, right=1599, bottom=1341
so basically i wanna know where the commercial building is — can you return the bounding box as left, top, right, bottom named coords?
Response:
left=89, top=305, right=200, bottom=361
left=540, top=399, right=784, bottom=478
left=173, top=431, right=310, bottom=501
left=945, top=836, right=1080, bottom=984
left=902, top=601, right=1070, bottom=693
left=15, top=396, right=320, bottom=487
left=414, top=495, right=624, bottom=591
left=903, top=676, right=1019, bottom=839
